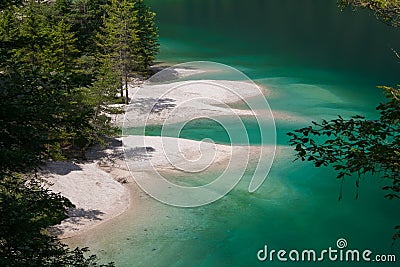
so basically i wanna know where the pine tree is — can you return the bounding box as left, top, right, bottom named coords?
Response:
left=0, top=0, right=159, bottom=264
left=98, top=0, right=139, bottom=104
left=12, top=0, right=51, bottom=69
left=0, top=2, right=117, bottom=264
left=0, top=5, right=19, bottom=72
left=43, top=19, right=80, bottom=93
left=70, top=0, right=108, bottom=53
left=134, top=0, right=159, bottom=73
left=83, top=58, right=123, bottom=142
left=52, top=0, right=73, bottom=19
left=0, top=0, right=23, bottom=9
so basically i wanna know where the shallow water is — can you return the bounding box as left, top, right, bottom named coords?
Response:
left=74, top=0, right=400, bottom=266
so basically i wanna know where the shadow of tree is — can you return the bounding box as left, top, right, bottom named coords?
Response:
left=150, top=65, right=199, bottom=82
left=149, top=67, right=179, bottom=82
left=41, top=161, right=82, bottom=176
left=124, top=146, right=156, bottom=161
left=85, top=137, right=125, bottom=163
left=86, top=139, right=156, bottom=164
left=66, top=208, right=104, bottom=223
left=48, top=208, right=105, bottom=236
left=128, top=97, right=176, bottom=115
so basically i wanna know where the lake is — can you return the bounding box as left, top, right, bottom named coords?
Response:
left=83, top=1, right=400, bottom=266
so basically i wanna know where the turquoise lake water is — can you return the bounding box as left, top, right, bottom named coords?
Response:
left=87, top=1, right=400, bottom=266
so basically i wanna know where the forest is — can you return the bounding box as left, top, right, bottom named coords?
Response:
left=0, top=0, right=158, bottom=266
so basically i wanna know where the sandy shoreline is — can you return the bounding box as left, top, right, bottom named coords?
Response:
left=121, top=79, right=265, bottom=128
left=44, top=64, right=275, bottom=240
left=43, top=140, right=132, bottom=239
left=44, top=162, right=130, bottom=239
left=45, top=137, right=262, bottom=239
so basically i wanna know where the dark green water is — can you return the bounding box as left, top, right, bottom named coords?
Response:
left=101, top=1, right=400, bottom=266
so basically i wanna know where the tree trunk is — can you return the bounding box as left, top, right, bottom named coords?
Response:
left=125, top=71, right=129, bottom=104
left=120, top=76, right=123, bottom=99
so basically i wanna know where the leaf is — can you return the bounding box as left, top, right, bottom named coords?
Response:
left=337, top=172, right=345, bottom=179
left=315, top=161, right=324, bottom=168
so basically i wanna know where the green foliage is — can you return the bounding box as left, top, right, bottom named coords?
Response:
left=0, top=174, right=115, bottom=266
left=43, top=19, right=79, bottom=74
left=134, top=0, right=159, bottom=73
left=339, top=0, right=400, bottom=27
left=97, top=0, right=139, bottom=104
left=287, top=87, right=400, bottom=200
left=288, top=88, right=400, bottom=242
left=0, top=0, right=23, bottom=10
left=82, top=58, right=124, bottom=142
left=69, top=0, right=109, bottom=53
left=97, top=0, right=159, bottom=103
left=11, top=1, right=50, bottom=68
left=0, top=0, right=159, bottom=264
left=0, top=70, right=65, bottom=173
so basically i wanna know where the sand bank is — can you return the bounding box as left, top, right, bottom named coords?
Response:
left=122, top=79, right=266, bottom=128
left=45, top=135, right=259, bottom=238
left=44, top=162, right=129, bottom=239
left=46, top=65, right=275, bottom=239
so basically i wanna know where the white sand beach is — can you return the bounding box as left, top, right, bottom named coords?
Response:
left=122, top=79, right=266, bottom=128
left=44, top=139, right=260, bottom=239
left=44, top=161, right=130, bottom=239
